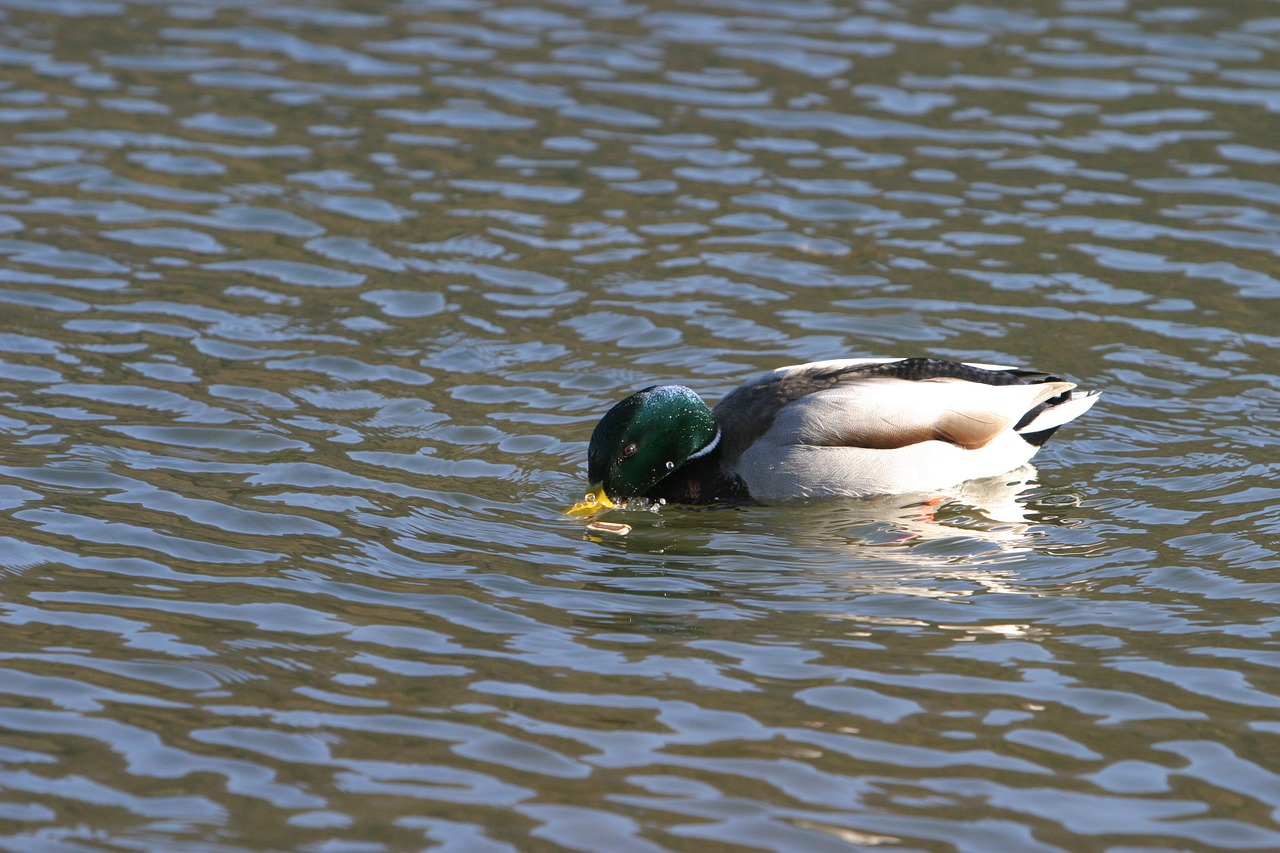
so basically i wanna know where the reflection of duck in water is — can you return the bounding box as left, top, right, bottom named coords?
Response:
left=732, top=469, right=1081, bottom=601
left=803, top=466, right=1048, bottom=547
left=709, top=464, right=1045, bottom=555
left=569, top=358, right=1099, bottom=515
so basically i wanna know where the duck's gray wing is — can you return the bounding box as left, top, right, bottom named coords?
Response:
left=712, top=357, right=1077, bottom=465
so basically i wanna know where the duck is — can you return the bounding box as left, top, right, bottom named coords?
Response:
left=567, top=357, right=1099, bottom=515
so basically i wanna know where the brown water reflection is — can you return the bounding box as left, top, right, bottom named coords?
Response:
left=1, top=0, right=1279, bottom=850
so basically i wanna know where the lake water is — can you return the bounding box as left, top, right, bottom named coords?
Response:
left=1, top=1, right=1279, bottom=850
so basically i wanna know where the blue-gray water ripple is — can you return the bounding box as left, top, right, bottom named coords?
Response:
left=0, top=0, right=1279, bottom=850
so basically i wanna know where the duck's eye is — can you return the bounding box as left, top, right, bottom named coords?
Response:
left=619, top=443, right=638, bottom=460
left=665, top=461, right=675, bottom=470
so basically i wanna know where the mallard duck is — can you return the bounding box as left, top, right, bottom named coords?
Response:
left=567, top=357, right=1099, bottom=515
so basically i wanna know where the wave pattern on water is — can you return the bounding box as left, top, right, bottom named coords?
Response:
left=0, top=0, right=1279, bottom=850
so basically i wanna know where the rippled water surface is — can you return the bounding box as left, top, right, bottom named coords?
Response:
left=2, top=0, right=1279, bottom=850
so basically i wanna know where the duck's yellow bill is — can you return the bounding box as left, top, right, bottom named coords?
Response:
left=566, top=483, right=618, bottom=517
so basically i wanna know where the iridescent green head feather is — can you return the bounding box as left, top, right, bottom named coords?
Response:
left=585, top=385, right=719, bottom=502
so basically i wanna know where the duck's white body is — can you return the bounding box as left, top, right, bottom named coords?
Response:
left=717, top=358, right=1100, bottom=500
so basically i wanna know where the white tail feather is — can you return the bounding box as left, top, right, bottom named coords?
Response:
left=1017, top=390, right=1100, bottom=434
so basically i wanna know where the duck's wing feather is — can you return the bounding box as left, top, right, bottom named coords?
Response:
left=713, top=357, right=1081, bottom=461
left=775, top=375, right=1075, bottom=450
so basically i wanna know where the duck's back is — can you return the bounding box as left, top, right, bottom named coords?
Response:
left=713, top=358, right=1098, bottom=500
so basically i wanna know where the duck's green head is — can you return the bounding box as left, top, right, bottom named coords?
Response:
left=568, top=385, right=719, bottom=516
